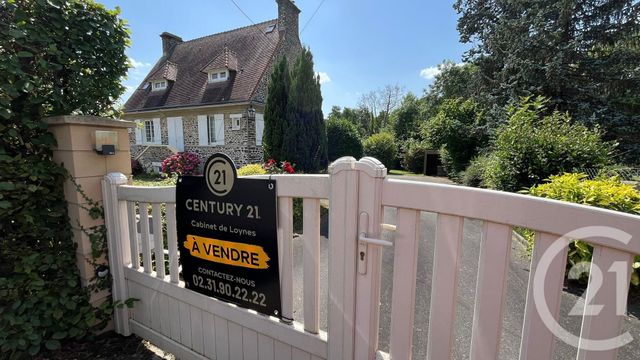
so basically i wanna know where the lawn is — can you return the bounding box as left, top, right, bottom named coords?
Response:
left=132, top=173, right=177, bottom=187
left=388, top=169, right=423, bottom=176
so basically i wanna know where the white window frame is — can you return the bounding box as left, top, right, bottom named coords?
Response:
left=152, top=80, right=167, bottom=91
left=230, top=114, right=242, bottom=130
left=207, top=114, right=225, bottom=145
left=136, top=118, right=160, bottom=145
left=208, top=70, right=229, bottom=83
left=144, top=120, right=154, bottom=143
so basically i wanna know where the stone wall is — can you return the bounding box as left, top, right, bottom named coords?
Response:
left=124, top=103, right=265, bottom=169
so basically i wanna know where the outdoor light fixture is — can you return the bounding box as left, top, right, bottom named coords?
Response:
left=246, top=105, right=256, bottom=119
left=94, top=130, right=118, bottom=155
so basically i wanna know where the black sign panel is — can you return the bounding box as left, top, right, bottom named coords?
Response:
left=176, top=153, right=281, bottom=318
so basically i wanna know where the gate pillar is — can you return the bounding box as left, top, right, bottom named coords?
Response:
left=45, top=116, right=134, bottom=320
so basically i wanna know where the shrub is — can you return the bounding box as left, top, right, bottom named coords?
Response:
left=482, top=97, right=615, bottom=191
left=326, top=118, right=363, bottom=161
left=1, top=1, right=130, bottom=358
left=462, top=154, right=492, bottom=187
left=237, top=164, right=267, bottom=176
left=263, top=159, right=295, bottom=174
left=401, top=140, right=427, bottom=174
left=363, top=132, right=397, bottom=169
left=524, top=173, right=640, bottom=285
left=161, top=152, right=200, bottom=177
left=421, top=98, right=487, bottom=177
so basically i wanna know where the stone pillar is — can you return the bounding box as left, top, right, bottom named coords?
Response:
left=45, top=115, right=135, bottom=306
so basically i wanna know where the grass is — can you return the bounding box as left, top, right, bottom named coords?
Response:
left=389, top=169, right=423, bottom=176
left=132, top=173, right=177, bottom=187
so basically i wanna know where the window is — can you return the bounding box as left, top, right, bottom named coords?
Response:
left=144, top=120, right=154, bottom=143
left=255, top=113, right=264, bottom=146
left=198, top=114, right=224, bottom=146
left=208, top=70, right=228, bottom=83
left=231, top=114, right=241, bottom=130
left=152, top=80, right=166, bottom=91
left=136, top=118, right=160, bottom=145
left=207, top=115, right=225, bottom=145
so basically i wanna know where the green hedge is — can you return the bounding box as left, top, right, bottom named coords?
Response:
left=0, top=1, right=130, bottom=358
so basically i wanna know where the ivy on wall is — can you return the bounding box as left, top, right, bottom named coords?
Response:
left=0, top=1, right=130, bottom=358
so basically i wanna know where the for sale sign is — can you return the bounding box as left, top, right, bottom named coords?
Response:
left=176, top=153, right=282, bottom=318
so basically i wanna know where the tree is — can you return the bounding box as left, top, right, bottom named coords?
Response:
left=454, top=0, right=640, bottom=163
left=282, top=48, right=328, bottom=172
left=263, top=57, right=290, bottom=161
left=326, top=118, right=363, bottom=161
left=0, top=0, right=129, bottom=356
left=359, top=84, right=405, bottom=134
left=421, top=98, right=487, bottom=176
left=394, top=93, right=423, bottom=143
left=422, top=61, right=482, bottom=120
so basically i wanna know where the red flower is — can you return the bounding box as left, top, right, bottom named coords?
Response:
left=283, top=162, right=294, bottom=174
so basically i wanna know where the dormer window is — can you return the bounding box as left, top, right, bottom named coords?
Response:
left=152, top=80, right=167, bottom=91
left=208, top=70, right=228, bottom=83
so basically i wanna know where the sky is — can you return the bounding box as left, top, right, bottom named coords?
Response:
left=101, top=0, right=470, bottom=114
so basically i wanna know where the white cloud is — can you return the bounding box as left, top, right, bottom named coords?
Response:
left=315, top=71, right=331, bottom=84
left=420, top=62, right=465, bottom=80
left=419, top=66, right=441, bottom=80
left=129, top=57, right=151, bottom=69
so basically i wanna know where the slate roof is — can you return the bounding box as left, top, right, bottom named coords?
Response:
left=124, top=19, right=279, bottom=113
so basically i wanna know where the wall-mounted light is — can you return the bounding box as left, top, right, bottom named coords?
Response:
left=246, top=105, right=256, bottom=119
left=94, top=130, right=118, bottom=155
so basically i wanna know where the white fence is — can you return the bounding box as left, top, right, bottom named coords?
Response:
left=103, top=157, right=640, bottom=360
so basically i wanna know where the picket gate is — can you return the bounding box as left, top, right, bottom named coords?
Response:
left=103, top=157, right=640, bottom=359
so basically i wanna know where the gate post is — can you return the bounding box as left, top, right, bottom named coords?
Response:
left=354, top=157, right=387, bottom=359
left=102, top=172, right=132, bottom=335
left=327, top=157, right=359, bottom=360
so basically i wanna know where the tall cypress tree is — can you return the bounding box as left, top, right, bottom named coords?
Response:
left=283, top=49, right=328, bottom=172
left=263, top=57, right=290, bottom=161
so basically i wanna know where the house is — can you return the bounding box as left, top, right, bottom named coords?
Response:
left=123, top=0, right=302, bottom=171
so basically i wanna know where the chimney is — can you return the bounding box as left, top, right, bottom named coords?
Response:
left=160, top=32, right=183, bottom=56
left=276, top=0, right=300, bottom=39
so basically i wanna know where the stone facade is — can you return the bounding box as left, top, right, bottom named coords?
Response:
left=125, top=103, right=265, bottom=169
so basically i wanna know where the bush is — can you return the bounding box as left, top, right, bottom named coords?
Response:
left=421, top=98, right=487, bottom=177
left=363, top=132, right=397, bottom=169
left=401, top=140, right=427, bottom=174
left=326, top=118, right=363, bottom=161
left=161, top=152, right=200, bottom=177
left=482, top=97, right=615, bottom=191
left=524, top=173, right=640, bottom=285
left=1, top=1, right=130, bottom=358
left=462, top=154, right=492, bottom=187
left=237, top=164, right=267, bottom=176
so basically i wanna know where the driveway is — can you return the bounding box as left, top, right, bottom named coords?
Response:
left=291, top=176, right=640, bottom=359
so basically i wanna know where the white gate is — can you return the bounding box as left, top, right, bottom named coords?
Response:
left=103, top=157, right=640, bottom=360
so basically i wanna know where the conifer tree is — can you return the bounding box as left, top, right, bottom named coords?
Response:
left=262, top=57, right=290, bottom=161
left=283, top=49, right=328, bottom=172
